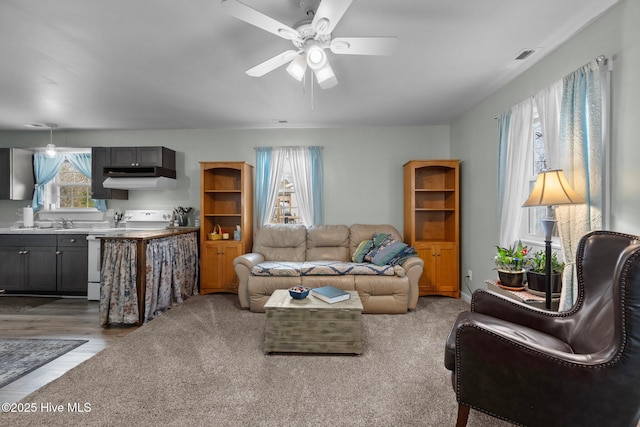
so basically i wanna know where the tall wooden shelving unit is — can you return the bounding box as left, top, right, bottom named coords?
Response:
left=200, top=162, right=253, bottom=295
left=403, top=160, right=460, bottom=298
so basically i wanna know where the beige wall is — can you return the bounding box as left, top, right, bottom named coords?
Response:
left=451, top=0, right=640, bottom=299
left=0, top=126, right=450, bottom=232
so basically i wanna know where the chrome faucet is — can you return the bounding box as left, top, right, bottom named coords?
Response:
left=58, top=218, right=74, bottom=229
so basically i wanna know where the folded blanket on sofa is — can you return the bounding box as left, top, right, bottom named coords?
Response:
left=250, top=261, right=399, bottom=277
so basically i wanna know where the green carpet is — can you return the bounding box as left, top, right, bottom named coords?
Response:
left=0, top=338, right=88, bottom=388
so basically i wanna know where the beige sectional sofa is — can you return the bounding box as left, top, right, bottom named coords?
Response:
left=233, top=224, right=424, bottom=314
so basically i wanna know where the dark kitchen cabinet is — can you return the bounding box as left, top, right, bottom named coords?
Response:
left=110, top=146, right=175, bottom=169
left=91, top=147, right=128, bottom=200
left=56, top=234, right=88, bottom=294
left=0, top=147, right=34, bottom=200
left=0, top=234, right=88, bottom=295
left=0, top=235, right=57, bottom=293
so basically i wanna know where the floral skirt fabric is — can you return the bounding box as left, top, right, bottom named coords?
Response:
left=99, top=232, right=199, bottom=325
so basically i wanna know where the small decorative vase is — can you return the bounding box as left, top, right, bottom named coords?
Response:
left=497, top=269, right=526, bottom=289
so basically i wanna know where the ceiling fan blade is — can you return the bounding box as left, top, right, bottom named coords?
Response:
left=221, top=0, right=301, bottom=41
left=330, top=37, right=398, bottom=56
left=312, top=0, right=354, bottom=35
left=246, top=50, right=298, bottom=77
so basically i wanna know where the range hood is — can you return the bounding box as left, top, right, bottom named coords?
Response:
left=103, top=176, right=176, bottom=190
left=102, top=165, right=176, bottom=190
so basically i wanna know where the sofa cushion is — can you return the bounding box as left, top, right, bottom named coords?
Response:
left=300, top=261, right=396, bottom=276
left=254, top=224, right=307, bottom=262
left=306, top=225, right=350, bottom=261
left=251, top=261, right=301, bottom=277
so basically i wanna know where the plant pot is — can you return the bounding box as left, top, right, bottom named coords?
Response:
left=497, top=269, right=526, bottom=289
left=526, top=271, right=563, bottom=295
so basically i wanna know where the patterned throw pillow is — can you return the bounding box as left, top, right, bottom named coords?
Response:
left=371, top=241, right=409, bottom=266
left=352, top=239, right=374, bottom=262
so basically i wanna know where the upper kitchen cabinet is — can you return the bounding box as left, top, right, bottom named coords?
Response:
left=0, top=148, right=34, bottom=200
left=110, top=146, right=175, bottom=169
left=91, top=147, right=128, bottom=200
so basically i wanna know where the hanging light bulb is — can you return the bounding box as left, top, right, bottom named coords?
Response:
left=45, top=123, right=57, bottom=158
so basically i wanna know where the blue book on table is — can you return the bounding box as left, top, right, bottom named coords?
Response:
left=311, top=286, right=350, bottom=304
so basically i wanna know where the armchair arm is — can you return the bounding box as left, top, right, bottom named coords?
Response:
left=233, top=253, right=265, bottom=309
left=454, top=318, right=628, bottom=427
left=471, top=289, right=569, bottom=341
left=401, top=256, right=424, bottom=310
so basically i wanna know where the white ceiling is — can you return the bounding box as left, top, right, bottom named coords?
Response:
left=0, top=0, right=618, bottom=131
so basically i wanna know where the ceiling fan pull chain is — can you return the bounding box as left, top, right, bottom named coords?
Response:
left=311, top=71, right=315, bottom=111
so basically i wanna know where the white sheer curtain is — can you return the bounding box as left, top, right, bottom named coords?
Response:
left=498, top=99, right=535, bottom=247
left=556, top=59, right=607, bottom=310
left=288, top=147, right=314, bottom=227
left=534, top=80, right=563, bottom=166
left=262, top=148, right=286, bottom=227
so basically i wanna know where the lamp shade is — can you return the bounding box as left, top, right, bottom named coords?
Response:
left=522, top=169, right=585, bottom=207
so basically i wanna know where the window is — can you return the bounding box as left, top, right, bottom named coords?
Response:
left=52, top=160, right=95, bottom=209
left=255, top=146, right=323, bottom=227
left=523, top=112, right=558, bottom=243
left=271, top=164, right=300, bottom=224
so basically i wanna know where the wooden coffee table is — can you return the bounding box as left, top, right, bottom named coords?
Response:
left=264, top=289, right=363, bottom=355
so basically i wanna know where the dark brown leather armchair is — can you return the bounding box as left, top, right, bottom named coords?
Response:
left=445, top=230, right=640, bottom=427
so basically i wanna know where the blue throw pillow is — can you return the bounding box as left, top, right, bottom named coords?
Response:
left=371, top=241, right=408, bottom=266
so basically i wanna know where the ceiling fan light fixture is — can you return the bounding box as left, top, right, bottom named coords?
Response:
left=286, top=54, right=307, bottom=81
left=306, top=44, right=326, bottom=70
left=314, top=61, right=337, bottom=89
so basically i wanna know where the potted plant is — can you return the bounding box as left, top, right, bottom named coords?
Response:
left=525, top=250, right=565, bottom=294
left=494, top=240, right=529, bottom=289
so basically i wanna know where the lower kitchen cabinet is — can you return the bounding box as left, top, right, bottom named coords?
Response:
left=200, top=240, right=241, bottom=294
left=0, top=234, right=87, bottom=295
left=56, top=235, right=89, bottom=295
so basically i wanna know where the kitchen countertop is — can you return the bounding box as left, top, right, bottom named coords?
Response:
left=96, top=227, right=199, bottom=241
left=0, top=226, right=199, bottom=240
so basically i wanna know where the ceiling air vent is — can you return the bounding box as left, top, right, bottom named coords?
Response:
left=515, top=49, right=536, bottom=60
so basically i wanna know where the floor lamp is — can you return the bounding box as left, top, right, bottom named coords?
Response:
left=522, top=170, right=585, bottom=310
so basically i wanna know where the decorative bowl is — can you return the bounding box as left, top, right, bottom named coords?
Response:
left=289, top=286, right=310, bottom=300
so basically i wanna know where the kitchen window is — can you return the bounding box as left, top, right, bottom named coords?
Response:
left=33, top=151, right=106, bottom=212
left=46, top=160, right=95, bottom=209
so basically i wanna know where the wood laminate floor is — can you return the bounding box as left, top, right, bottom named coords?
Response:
left=0, top=296, right=136, bottom=403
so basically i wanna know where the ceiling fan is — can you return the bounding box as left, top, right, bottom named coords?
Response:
left=220, top=0, right=398, bottom=89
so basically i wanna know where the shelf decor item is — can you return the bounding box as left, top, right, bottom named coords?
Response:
left=208, top=224, right=222, bottom=240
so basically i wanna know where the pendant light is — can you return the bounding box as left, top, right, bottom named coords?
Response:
left=45, top=123, right=57, bottom=158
